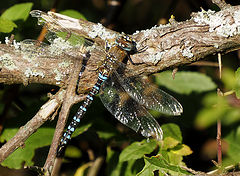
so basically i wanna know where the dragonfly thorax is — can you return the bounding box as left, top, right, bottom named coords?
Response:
left=115, top=34, right=137, bottom=53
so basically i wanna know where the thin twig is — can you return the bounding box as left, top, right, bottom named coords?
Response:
left=216, top=76, right=223, bottom=169
left=217, top=120, right=222, bottom=165
left=189, top=61, right=219, bottom=67
left=180, top=166, right=206, bottom=175
left=0, top=89, right=65, bottom=163
left=43, top=53, right=85, bottom=175
left=218, top=53, right=222, bottom=79
left=87, top=156, right=105, bottom=176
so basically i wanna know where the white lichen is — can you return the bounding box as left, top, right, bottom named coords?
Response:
left=133, top=23, right=170, bottom=37
left=4, top=37, right=21, bottom=49
left=49, top=37, right=73, bottom=56
left=181, top=40, right=194, bottom=58
left=13, top=40, right=21, bottom=49
left=193, top=8, right=240, bottom=37
left=0, top=54, right=17, bottom=70
left=5, top=37, right=10, bottom=45
left=24, top=68, right=45, bottom=78
left=182, top=46, right=194, bottom=58
left=142, top=49, right=165, bottom=64
left=88, top=23, right=117, bottom=40
left=58, top=61, right=70, bottom=68
left=54, top=68, right=62, bottom=84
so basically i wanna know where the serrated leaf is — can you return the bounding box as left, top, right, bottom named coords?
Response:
left=234, top=68, right=240, bottom=98
left=1, top=127, right=54, bottom=169
left=161, top=123, right=182, bottom=143
left=60, top=10, right=86, bottom=20
left=119, top=139, right=157, bottom=162
left=167, top=152, right=184, bottom=166
left=137, top=155, right=190, bottom=176
left=155, top=71, right=216, bottom=94
left=171, top=144, right=192, bottom=156
left=162, top=137, right=180, bottom=150
left=1, top=3, right=33, bottom=21
left=137, top=158, right=160, bottom=176
left=224, top=126, right=240, bottom=164
left=0, top=17, right=17, bottom=33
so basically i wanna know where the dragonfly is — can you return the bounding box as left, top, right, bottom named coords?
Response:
left=29, top=10, right=183, bottom=157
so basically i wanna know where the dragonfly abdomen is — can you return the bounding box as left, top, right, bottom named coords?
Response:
left=57, top=72, right=108, bottom=156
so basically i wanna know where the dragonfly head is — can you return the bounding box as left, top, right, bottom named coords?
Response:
left=116, top=34, right=137, bottom=53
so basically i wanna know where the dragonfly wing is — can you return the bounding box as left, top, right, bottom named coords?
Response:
left=30, top=10, right=106, bottom=61
left=99, top=73, right=163, bottom=140
left=114, top=67, right=183, bottom=116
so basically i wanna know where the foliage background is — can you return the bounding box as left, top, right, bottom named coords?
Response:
left=0, top=0, right=240, bottom=175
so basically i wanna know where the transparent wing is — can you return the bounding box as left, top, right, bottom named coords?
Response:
left=114, top=65, right=183, bottom=116
left=30, top=10, right=101, bottom=51
left=19, top=39, right=50, bottom=57
left=18, top=39, right=86, bottom=60
left=99, top=73, right=163, bottom=141
left=29, top=10, right=106, bottom=67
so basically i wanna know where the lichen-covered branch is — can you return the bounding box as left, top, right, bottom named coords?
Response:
left=1, top=6, right=240, bottom=95
left=44, top=57, right=84, bottom=175
left=0, top=2, right=239, bottom=176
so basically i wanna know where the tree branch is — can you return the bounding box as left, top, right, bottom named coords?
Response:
left=1, top=6, right=240, bottom=92
left=0, top=89, right=65, bottom=162
left=0, top=4, right=240, bottom=174
left=44, top=53, right=84, bottom=175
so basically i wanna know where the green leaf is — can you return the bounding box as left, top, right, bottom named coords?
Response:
left=161, top=123, right=182, bottom=143
left=155, top=71, right=217, bottom=94
left=137, top=155, right=190, bottom=176
left=1, top=127, right=54, bottom=169
left=221, top=108, right=240, bottom=126
left=162, top=137, right=180, bottom=150
left=137, top=158, right=160, bottom=176
left=194, top=93, right=228, bottom=129
left=234, top=68, right=240, bottom=98
left=222, top=68, right=236, bottom=90
left=95, top=121, right=119, bottom=140
left=119, top=139, right=157, bottom=162
left=171, top=144, right=192, bottom=156
left=71, top=123, right=92, bottom=138
left=106, top=147, right=141, bottom=176
left=0, top=17, right=17, bottom=33
left=224, top=126, right=240, bottom=164
left=106, top=147, right=120, bottom=176
left=94, top=117, right=122, bottom=140
left=1, top=3, right=33, bottom=21
left=167, top=152, right=184, bottom=166
left=60, top=10, right=86, bottom=20
left=65, top=145, right=82, bottom=158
